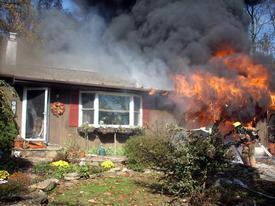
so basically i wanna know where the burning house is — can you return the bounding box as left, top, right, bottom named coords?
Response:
left=0, top=0, right=274, bottom=156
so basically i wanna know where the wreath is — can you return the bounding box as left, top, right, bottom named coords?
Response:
left=51, top=102, right=65, bottom=117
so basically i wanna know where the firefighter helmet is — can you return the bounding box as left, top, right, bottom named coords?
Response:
left=233, top=122, right=242, bottom=128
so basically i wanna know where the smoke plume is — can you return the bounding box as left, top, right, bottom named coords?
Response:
left=18, top=0, right=275, bottom=126
left=29, top=0, right=253, bottom=88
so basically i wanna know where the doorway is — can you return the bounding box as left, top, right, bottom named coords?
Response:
left=21, top=88, right=49, bottom=142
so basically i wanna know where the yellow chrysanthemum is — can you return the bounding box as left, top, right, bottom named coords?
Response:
left=0, top=170, right=10, bottom=180
left=100, top=160, right=114, bottom=169
left=51, top=160, right=70, bottom=168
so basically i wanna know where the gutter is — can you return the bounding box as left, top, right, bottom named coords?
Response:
left=0, top=73, right=173, bottom=94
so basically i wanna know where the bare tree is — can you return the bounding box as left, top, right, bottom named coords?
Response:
left=0, top=0, right=38, bottom=40
left=245, top=0, right=275, bottom=56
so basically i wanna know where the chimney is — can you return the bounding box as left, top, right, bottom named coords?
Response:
left=5, top=32, right=17, bottom=66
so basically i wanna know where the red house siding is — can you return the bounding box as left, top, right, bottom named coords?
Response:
left=143, top=108, right=150, bottom=125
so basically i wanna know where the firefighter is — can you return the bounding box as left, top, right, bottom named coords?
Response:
left=233, top=122, right=257, bottom=167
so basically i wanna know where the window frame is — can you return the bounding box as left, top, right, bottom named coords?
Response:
left=79, top=91, right=142, bottom=128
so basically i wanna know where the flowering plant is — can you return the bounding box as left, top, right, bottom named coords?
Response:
left=51, top=102, right=65, bottom=117
left=0, top=170, right=10, bottom=180
left=100, top=160, right=114, bottom=169
left=51, top=160, right=70, bottom=168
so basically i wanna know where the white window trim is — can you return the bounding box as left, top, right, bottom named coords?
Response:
left=79, top=91, right=142, bottom=128
left=21, top=87, right=49, bottom=142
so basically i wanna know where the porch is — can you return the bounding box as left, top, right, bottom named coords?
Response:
left=13, top=143, right=63, bottom=163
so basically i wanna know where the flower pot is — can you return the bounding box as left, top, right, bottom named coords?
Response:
left=14, top=139, right=24, bottom=149
left=79, top=151, right=86, bottom=158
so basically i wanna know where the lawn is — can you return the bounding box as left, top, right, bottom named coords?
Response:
left=49, top=174, right=171, bottom=206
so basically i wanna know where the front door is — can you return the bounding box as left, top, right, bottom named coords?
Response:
left=22, top=88, right=49, bottom=141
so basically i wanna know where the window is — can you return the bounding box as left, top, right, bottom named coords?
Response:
left=79, top=92, right=142, bottom=127
left=81, top=93, right=95, bottom=124
left=134, top=96, right=141, bottom=126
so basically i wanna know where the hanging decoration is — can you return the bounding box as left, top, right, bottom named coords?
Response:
left=51, top=102, right=65, bottom=117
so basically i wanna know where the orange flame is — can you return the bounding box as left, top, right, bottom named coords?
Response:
left=271, top=93, right=275, bottom=106
left=270, top=92, right=275, bottom=110
left=173, top=50, right=273, bottom=128
left=214, top=47, right=235, bottom=58
left=149, top=88, right=157, bottom=96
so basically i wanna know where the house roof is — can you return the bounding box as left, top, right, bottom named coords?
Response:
left=0, top=63, right=148, bottom=91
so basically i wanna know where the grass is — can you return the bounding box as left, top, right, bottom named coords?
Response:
left=49, top=174, right=170, bottom=206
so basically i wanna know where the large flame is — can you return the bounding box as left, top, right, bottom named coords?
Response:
left=270, top=92, right=275, bottom=110
left=173, top=49, right=274, bottom=128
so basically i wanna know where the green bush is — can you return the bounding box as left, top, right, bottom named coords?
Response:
left=75, top=165, right=90, bottom=178
left=124, top=136, right=149, bottom=172
left=124, top=124, right=231, bottom=196
left=0, top=81, right=18, bottom=154
left=33, top=161, right=52, bottom=176
left=53, top=166, right=72, bottom=179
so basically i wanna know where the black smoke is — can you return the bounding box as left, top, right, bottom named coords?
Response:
left=75, top=0, right=251, bottom=70
left=74, top=0, right=136, bottom=20
left=18, top=0, right=274, bottom=126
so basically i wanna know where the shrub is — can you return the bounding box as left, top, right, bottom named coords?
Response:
left=75, top=165, right=90, bottom=178
left=124, top=124, right=231, bottom=196
left=33, top=161, right=51, bottom=175
left=124, top=127, right=170, bottom=172
left=9, top=172, right=31, bottom=188
left=53, top=166, right=71, bottom=179
left=124, top=136, right=149, bottom=172
left=0, top=81, right=18, bottom=154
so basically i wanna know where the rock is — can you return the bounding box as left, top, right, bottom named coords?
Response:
left=122, top=168, right=131, bottom=173
left=90, top=161, right=99, bottom=167
left=88, top=199, right=97, bottom=203
left=42, top=181, right=56, bottom=192
left=64, top=172, right=80, bottom=181
left=144, top=169, right=152, bottom=174
left=116, top=171, right=125, bottom=176
left=90, top=173, right=103, bottom=179
left=109, top=167, right=121, bottom=172
left=28, top=190, right=48, bottom=205
left=29, top=178, right=58, bottom=192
